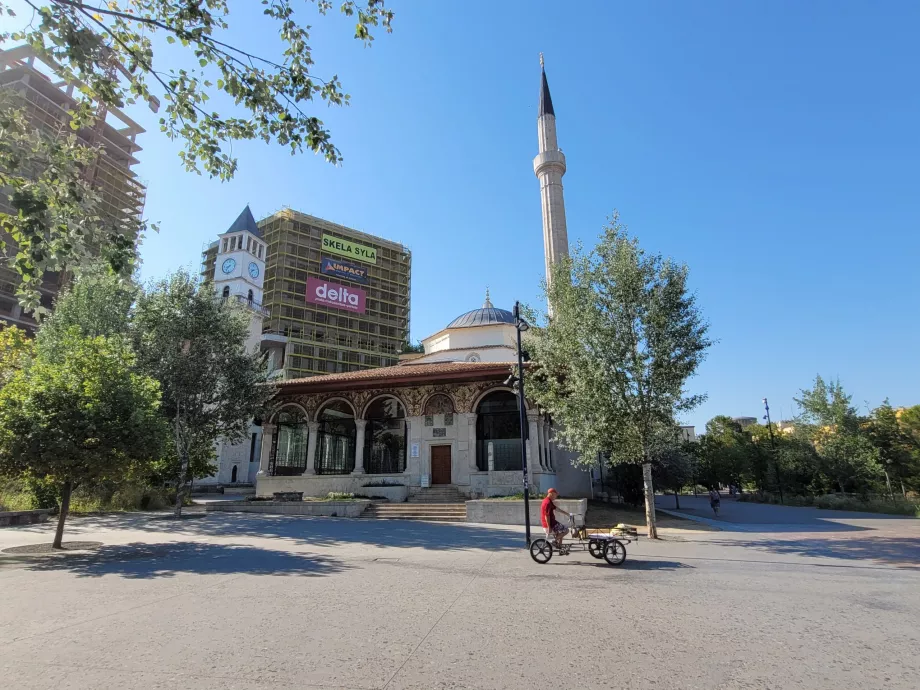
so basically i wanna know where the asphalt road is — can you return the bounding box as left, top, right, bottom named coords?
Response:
left=2, top=511, right=918, bottom=690
left=656, top=493, right=920, bottom=529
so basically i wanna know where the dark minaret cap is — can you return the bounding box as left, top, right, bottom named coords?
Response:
left=226, top=204, right=261, bottom=238
left=539, top=58, right=555, bottom=117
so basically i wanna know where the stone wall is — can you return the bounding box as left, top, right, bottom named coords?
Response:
left=205, top=500, right=370, bottom=518
left=465, top=498, right=587, bottom=526
left=256, top=474, right=407, bottom=500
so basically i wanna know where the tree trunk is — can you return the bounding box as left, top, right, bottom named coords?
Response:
left=883, top=469, right=893, bottom=500
left=642, top=462, right=658, bottom=539
left=174, top=446, right=189, bottom=518
left=901, top=480, right=907, bottom=498
left=674, top=490, right=680, bottom=510
left=52, top=480, right=72, bottom=549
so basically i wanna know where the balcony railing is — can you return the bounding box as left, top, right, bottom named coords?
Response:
left=218, top=294, right=270, bottom=316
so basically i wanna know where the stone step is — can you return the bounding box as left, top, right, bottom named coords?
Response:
left=364, top=503, right=467, bottom=522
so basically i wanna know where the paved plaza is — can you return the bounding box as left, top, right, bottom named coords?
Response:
left=2, top=506, right=919, bottom=690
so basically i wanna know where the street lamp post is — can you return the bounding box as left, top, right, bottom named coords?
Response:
left=511, top=301, right=532, bottom=545
left=762, top=397, right=784, bottom=505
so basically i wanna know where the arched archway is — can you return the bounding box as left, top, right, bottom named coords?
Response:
left=230, top=465, right=238, bottom=483
left=423, top=393, right=455, bottom=416
left=247, top=289, right=254, bottom=305
left=270, top=406, right=309, bottom=475
left=316, top=400, right=356, bottom=475
left=222, top=285, right=230, bottom=299
left=476, top=390, right=521, bottom=471
left=364, top=397, right=407, bottom=474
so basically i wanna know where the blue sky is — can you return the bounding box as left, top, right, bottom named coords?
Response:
left=5, top=1, right=920, bottom=429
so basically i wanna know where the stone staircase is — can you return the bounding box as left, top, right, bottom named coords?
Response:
left=361, top=486, right=467, bottom=522
left=408, top=486, right=464, bottom=503
left=363, top=503, right=467, bottom=522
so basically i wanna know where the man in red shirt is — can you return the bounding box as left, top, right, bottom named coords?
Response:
left=541, top=488, right=571, bottom=547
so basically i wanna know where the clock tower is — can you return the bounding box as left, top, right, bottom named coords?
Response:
left=212, top=204, right=266, bottom=307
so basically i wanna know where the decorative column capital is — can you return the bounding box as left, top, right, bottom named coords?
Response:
left=354, top=419, right=368, bottom=430
left=262, top=423, right=277, bottom=433
left=307, top=421, right=320, bottom=433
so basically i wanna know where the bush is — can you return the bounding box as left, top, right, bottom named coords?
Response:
left=0, top=478, right=33, bottom=511
left=27, top=476, right=61, bottom=509
left=326, top=492, right=354, bottom=500
left=813, top=494, right=920, bottom=516
left=362, top=480, right=404, bottom=488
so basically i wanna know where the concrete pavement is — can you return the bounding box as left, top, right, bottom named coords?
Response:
left=2, top=510, right=918, bottom=689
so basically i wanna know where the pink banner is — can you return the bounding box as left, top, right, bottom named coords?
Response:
left=306, top=276, right=366, bottom=314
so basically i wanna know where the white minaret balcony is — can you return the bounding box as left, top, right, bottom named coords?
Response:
left=533, top=149, right=566, bottom=177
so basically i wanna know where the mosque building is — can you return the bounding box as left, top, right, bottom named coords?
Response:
left=252, top=59, right=592, bottom=499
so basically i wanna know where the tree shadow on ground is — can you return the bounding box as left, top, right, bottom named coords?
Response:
left=20, top=541, right=353, bottom=579
left=41, top=513, right=527, bottom=552
left=710, top=536, right=920, bottom=570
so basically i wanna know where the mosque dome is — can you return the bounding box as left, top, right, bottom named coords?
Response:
left=446, top=289, right=515, bottom=329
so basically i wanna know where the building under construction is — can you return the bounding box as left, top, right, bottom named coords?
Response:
left=0, top=45, right=148, bottom=331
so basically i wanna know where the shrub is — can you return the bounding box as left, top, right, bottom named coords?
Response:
left=813, top=494, right=920, bottom=516
left=27, top=476, right=61, bottom=509
left=326, top=491, right=354, bottom=500
left=362, top=480, right=405, bottom=488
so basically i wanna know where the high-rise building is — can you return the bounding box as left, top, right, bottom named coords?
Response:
left=0, top=45, right=149, bottom=331
left=258, top=207, right=411, bottom=379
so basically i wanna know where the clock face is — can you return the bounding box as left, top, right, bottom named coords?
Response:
left=221, top=258, right=236, bottom=274
left=248, top=262, right=260, bottom=279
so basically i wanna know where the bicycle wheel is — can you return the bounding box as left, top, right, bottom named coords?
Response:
left=530, top=538, right=553, bottom=564
left=588, top=540, right=605, bottom=559
left=604, top=539, right=627, bottom=566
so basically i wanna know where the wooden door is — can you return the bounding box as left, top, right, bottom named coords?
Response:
left=430, top=445, right=452, bottom=485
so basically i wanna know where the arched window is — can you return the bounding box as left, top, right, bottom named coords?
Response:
left=247, top=289, right=254, bottom=305
left=222, top=285, right=230, bottom=299
left=231, top=465, right=238, bottom=483
left=424, top=394, right=455, bottom=416
left=270, top=408, right=308, bottom=476
left=316, top=400, right=356, bottom=475
left=476, top=391, right=521, bottom=471
left=365, top=397, right=407, bottom=474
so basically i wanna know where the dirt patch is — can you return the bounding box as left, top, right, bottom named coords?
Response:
left=2, top=541, right=103, bottom=555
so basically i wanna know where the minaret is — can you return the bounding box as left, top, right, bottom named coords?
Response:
left=533, top=54, right=569, bottom=309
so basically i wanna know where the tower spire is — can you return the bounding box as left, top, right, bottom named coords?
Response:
left=483, top=287, right=493, bottom=309
left=533, top=56, right=569, bottom=314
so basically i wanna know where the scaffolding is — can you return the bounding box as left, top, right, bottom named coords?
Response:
left=0, top=45, right=150, bottom=330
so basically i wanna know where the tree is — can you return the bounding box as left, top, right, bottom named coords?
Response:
left=400, top=340, right=424, bottom=354
left=0, top=0, right=394, bottom=308
left=896, top=406, right=920, bottom=494
left=795, top=375, right=881, bottom=494
left=0, top=329, right=165, bottom=547
left=864, top=401, right=918, bottom=497
left=133, top=270, right=269, bottom=516
left=525, top=213, right=712, bottom=538
left=654, top=442, right=693, bottom=509
left=0, top=322, right=32, bottom=388
left=34, top=261, right=137, bottom=348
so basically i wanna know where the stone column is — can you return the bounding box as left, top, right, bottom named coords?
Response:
left=541, top=420, right=551, bottom=471
left=527, top=411, right=541, bottom=479
left=468, top=414, right=478, bottom=470
left=404, top=418, right=413, bottom=475
left=257, top=423, right=275, bottom=476
left=353, top=419, right=367, bottom=474
left=303, top=421, right=319, bottom=475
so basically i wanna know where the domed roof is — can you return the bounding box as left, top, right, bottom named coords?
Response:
left=446, top=289, right=515, bottom=329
